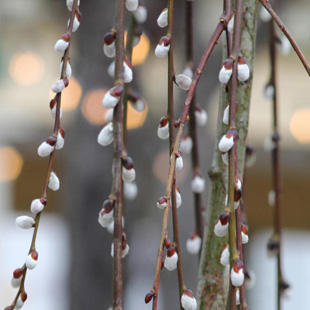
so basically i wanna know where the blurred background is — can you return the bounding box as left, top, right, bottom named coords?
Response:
left=0, top=0, right=309, bottom=309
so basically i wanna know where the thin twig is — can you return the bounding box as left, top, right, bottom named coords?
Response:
left=112, top=0, right=125, bottom=309
left=10, top=0, right=80, bottom=307
left=186, top=0, right=204, bottom=241
left=259, top=0, right=310, bottom=76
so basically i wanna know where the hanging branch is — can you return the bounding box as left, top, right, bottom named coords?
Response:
left=259, top=0, right=310, bottom=76
left=266, top=12, right=289, bottom=310
left=6, top=1, right=81, bottom=309
left=186, top=0, right=205, bottom=241
left=111, top=1, right=126, bottom=309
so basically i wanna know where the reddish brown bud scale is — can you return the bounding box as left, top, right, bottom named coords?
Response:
left=58, top=127, right=65, bottom=138
left=103, top=32, right=115, bottom=45
left=13, top=268, right=24, bottom=279
left=246, top=145, right=254, bottom=156
left=31, top=250, right=38, bottom=261
left=241, top=224, right=248, bottom=235
left=46, top=136, right=57, bottom=146
left=219, top=212, right=230, bottom=225
left=167, top=246, right=175, bottom=257
left=40, top=198, right=48, bottom=205
left=234, top=188, right=242, bottom=202
left=172, top=177, right=176, bottom=185
left=190, top=231, right=198, bottom=239
left=122, top=156, right=134, bottom=170
left=267, top=237, right=279, bottom=252
left=158, top=196, right=167, bottom=204
left=238, top=56, right=247, bottom=65
left=4, top=307, right=13, bottom=310
left=144, top=292, right=154, bottom=304
left=103, top=199, right=114, bottom=213
left=175, top=186, right=180, bottom=194
left=223, top=58, right=234, bottom=70
left=110, top=84, right=124, bottom=97
left=128, top=90, right=139, bottom=102
left=272, top=132, right=280, bottom=142
left=49, top=99, right=57, bottom=109
left=20, top=291, right=27, bottom=302
left=134, top=27, right=143, bottom=37
left=233, top=259, right=244, bottom=273
left=61, top=33, right=71, bottom=42
left=279, top=280, right=290, bottom=291
left=159, top=116, right=168, bottom=127
left=174, top=120, right=180, bottom=128
left=195, top=104, right=202, bottom=113
left=63, top=77, right=69, bottom=87
left=222, top=243, right=228, bottom=251
left=124, top=57, right=132, bottom=68
left=226, top=128, right=238, bottom=141
left=164, top=238, right=171, bottom=249
left=159, top=35, right=171, bottom=46
left=183, top=289, right=194, bottom=298
left=75, top=11, right=82, bottom=22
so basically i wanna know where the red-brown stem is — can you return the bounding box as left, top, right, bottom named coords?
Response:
left=227, top=0, right=243, bottom=309
left=112, top=0, right=125, bottom=309
left=259, top=0, right=310, bottom=76
left=10, top=0, right=79, bottom=307
left=268, top=15, right=283, bottom=310
left=186, top=0, right=204, bottom=240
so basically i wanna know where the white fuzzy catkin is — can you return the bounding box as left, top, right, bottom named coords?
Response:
left=259, top=6, right=272, bottom=22
left=51, top=79, right=67, bottom=93
left=15, top=216, right=35, bottom=229
left=276, top=34, right=291, bottom=56
left=225, top=195, right=239, bottom=210
left=164, top=252, right=178, bottom=271
left=263, top=135, right=276, bottom=152
left=50, top=105, right=63, bottom=119
left=25, top=253, right=38, bottom=270
left=237, top=63, right=250, bottom=82
left=181, top=293, right=197, bottom=310
left=98, top=122, right=114, bottom=146
left=104, top=42, right=116, bottom=58
left=124, top=182, right=138, bottom=200
left=175, top=155, right=183, bottom=171
left=223, top=105, right=229, bottom=125
left=236, top=288, right=240, bottom=305
left=37, top=141, right=54, bottom=157
left=180, top=136, right=193, bottom=154
left=60, top=61, right=72, bottom=78
left=157, top=9, right=168, bottom=28
left=123, top=62, right=133, bottom=83
left=186, top=236, right=201, bottom=255
left=107, top=61, right=115, bottom=78
left=15, top=295, right=26, bottom=310
left=67, top=0, right=80, bottom=11
left=30, top=199, right=45, bottom=214
left=228, top=16, right=234, bottom=33
left=218, top=135, right=234, bottom=153
left=175, top=74, right=192, bottom=91
left=157, top=199, right=167, bottom=209
left=175, top=189, right=182, bottom=208
left=220, top=246, right=230, bottom=266
left=155, top=43, right=170, bottom=58
left=242, top=231, right=249, bottom=244
left=54, top=39, right=69, bottom=52
left=195, top=109, right=208, bottom=127
left=71, top=15, right=81, bottom=32
left=219, top=65, right=233, bottom=84
left=157, top=123, right=169, bottom=140
left=222, top=153, right=229, bottom=165
left=11, top=276, right=22, bottom=288
left=231, top=267, right=244, bottom=287
left=102, top=90, right=120, bottom=109
left=122, top=167, right=136, bottom=183
left=98, top=209, right=114, bottom=228
left=191, top=176, right=205, bottom=194
left=125, top=0, right=138, bottom=12
left=182, top=66, right=193, bottom=78
left=268, top=190, right=275, bottom=206
left=107, top=217, right=124, bottom=234
left=56, top=130, right=65, bottom=150
left=48, top=171, right=60, bottom=191
left=264, top=84, right=274, bottom=100
left=133, top=5, right=148, bottom=24
left=214, top=220, right=228, bottom=237
left=111, top=243, right=130, bottom=258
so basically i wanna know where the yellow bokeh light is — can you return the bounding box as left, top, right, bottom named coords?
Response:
left=81, top=89, right=111, bottom=125
left=127, top=101, right=148, bottom=129
left=125, top=32, right=150, bottom=66
left=290, top=109, right=310, bottom=144
left=9, top=52, right=45, bottom=85
left=50, top=77, right=82, bottom=111
left=0, top=147, right=23, bottom=182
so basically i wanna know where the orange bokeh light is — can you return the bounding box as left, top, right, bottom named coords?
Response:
left=0, top=147, right=23, bottom=182
left=289, top=109, right=310, bottom=144
left=125, top=32, right=150, bottom=66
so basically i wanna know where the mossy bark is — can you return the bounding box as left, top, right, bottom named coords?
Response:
left=196, top=1, right=258, bottom=309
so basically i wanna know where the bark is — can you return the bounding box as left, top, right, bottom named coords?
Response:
left=196, top=1, right=258, bottom=309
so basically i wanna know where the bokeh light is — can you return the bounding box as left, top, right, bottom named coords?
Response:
left=50, top=77, right=82, bottom=111
left=152, top=151, right=189, bottom=184
left=81, top=89, right=110, bottom=125
left=289, top=109, right=310, bottom=144
left=125, top=32, right=150, bottom=66
left=9, top=52, right=45, bottom=85
left=127, top=101, right=148, bottom=129
left=0, top=147, right=23, bottom=182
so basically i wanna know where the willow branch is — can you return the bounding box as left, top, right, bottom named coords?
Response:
left=268, top=14, right=284, bottom=310
left=259, top=0, right=310, bottom=76
left=10, top=0, right=79, bottom=307
left=186, top=0, right=204, bottom=240
left=112, top=0, right=125, bottom=309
